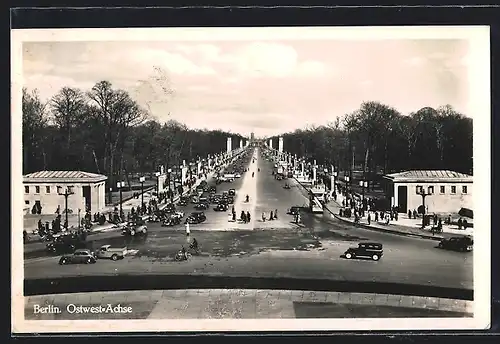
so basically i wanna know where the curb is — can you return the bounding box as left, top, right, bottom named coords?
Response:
left=24, top=275, right=473, bottom=300
left=292, top=177, right=443, bottom=241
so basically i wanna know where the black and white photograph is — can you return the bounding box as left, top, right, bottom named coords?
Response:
left=11, top=26, right=490, bottom=332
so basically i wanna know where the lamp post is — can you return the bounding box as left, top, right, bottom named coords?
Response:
left=359, top=180, right=368, bottom=201
left=155, top=171, right=161, bottom=198
left=58, top=187, right=74, bottom=231
left=117, top=181, right=125, bottom=216
left=417, top=187, right=432, bottom=229
left=167, top=168, right=173, bottom=201
left=139, top=176, right=145, bottom=207
left=345, top=175, right=350, bottom=194
left=78, top=208, right=81, bottom=231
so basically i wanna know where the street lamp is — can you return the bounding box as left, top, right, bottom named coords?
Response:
left=117, top=181, right=125, bottom=216
left=155, top=171, right=161, bottom=197
left=417, top=187, right=433, bottom=229
left=78, top=208, right=81, bottom=231
left=359, top=180, right=368, bottom=201
left=345, top=175, right=350, bottom=194
left=167, top=168, right=173, bottom=201
left=139, top=176, right=146, bottom=207
left=58, top=187, right=74, bottom=231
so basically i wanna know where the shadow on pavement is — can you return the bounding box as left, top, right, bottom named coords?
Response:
left=24, top=275, right=473, bottom=300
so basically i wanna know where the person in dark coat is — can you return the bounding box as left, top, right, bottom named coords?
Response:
left=246, top=211, right=251, bottom=223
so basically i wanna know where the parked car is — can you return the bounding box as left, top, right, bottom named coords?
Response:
left=59, top=249, right=96, bottom=265
left=344, top=242, right=383, bottom=261
left=209, top=186, right=216, bottom=193
left=214, top=203, right=228, bottom=212
left=95, top=245, right=127, bottom=261
left=235, top=173, right=242, bottom=178
left=162, top=215, right=181, bottom=226
left=287, top=206, right=301, bottom=216
left=228, top=188, right=236, bottom=196
left=178, top=197, right=188, bottom=206
left=46, top=234, right=87, bottom=254
left=122, top=219, right=148, bottom=236
left=163, top=203, right=176, bottom=213
left=438, top=236, right=473, bottom=252
left=195, top=202, right=209, bottom=210
left=185, top=211, right=207, bottom=224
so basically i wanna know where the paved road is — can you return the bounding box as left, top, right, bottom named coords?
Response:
left=24, top=147, right=473, bottom=290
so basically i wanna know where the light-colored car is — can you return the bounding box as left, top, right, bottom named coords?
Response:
left=172, top=211, right=185, bottom=219
left=95, top=245, right=127, bottom=261
left=235, top=173, right=242, bottom=178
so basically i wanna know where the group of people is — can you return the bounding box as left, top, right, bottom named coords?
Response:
left=261, top=209, right=278, bottom=222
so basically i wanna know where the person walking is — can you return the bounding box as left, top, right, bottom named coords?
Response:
left=246, top=211, right=251, bottom=223
left=274, top=209, right=278, bottom=220
left=270, top=210, right=274, bottom=220
left=241, top=210, right=246, bottom=223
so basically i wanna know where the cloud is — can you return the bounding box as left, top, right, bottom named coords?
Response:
left=132, top=49, right=216, bottom=76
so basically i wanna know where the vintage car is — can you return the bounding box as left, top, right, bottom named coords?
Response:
left=46, top=234, right=87, bottom=254
left=195, top=202, right=209, bottom=210
left=178, top=196, right=189, bottom=206
left=344, top=242, right=384, bottom=261
left=162, top=214, right=181, bottom=226
left=214, top=203, right=228, bottom=212
left=438, top=236, right=473, bottom=252
left=59, top=249, right=97, bottom=265
left=209, top=186, right=217, bottom=193
left=163, top=203, right=176, bottom=213
left=122, top=219, right=148, bottom=236
left=228, top=188, right=236, bottom=196
left=95, top=245, right=127, bottom=261
left=185, top=211, right=207, bottom=224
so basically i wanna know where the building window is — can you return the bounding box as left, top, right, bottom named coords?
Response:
left=428, top=186, right=434, bottom=194
left=35, top=186, right=40, bottom=194
left=440, top=186, right=445, bottom=194
left=24, top=186, right=29, bottom=194
left=462, top=186, right=468, bottom=194
left=415, top=185, right=423, bottom=194
left=451, top=186, right=456, bottom=194
left=57, top=186, right=62, bottom=194
left=46, top=186, right=50, bottom=194
left=25, top=200, right=29, bottom=205
left=67, top=186, right=74, bottom=193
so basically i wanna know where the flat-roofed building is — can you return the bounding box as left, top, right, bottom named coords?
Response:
left=383, top=170, right=473, bottom=214
left=23, top=171, right=107, bottom=215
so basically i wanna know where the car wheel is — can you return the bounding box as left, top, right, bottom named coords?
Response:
left=372, top=254, right=379, bottom=261
left=86, top=258, right=93, bottom=264
left=438, top=243, right=443, bottom=248
left=130, top=229, right=136, bottom=236
left=111, top=254, right=118, bottom=261
left=59, top=259, right=66, bottom=265
left=345, top=253, right=352, bottom=259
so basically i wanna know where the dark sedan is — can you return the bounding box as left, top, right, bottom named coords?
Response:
left=438, top=236, right=473, bottom=252
left=185, top=211, right=207, bottom=224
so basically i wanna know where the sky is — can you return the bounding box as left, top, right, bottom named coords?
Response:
left=23, top=38, right=471, bottom=137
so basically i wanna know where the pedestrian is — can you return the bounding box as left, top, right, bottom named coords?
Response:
left=270, top=210, right=274, bottom=220
left=367, top=212, right=371, bottom=225
left=274, top=209, right=278, bottom=219
left=185, top=222, right=190, bottom=243
left=241, top=210, right=246, bottom=223
left=458, top=218, right=463, bottom=230
left=232, top=212, right=236, bottom=222
left=262, top=212, right=266, bottom=222
left=375, top=212, right=379, bottom=222
left=246, top=211, right=251, bottom=223
left=395, top=212, right=398, bottom=221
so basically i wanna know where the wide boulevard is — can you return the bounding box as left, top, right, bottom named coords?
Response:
left=24, top=147, right=472, bottom=291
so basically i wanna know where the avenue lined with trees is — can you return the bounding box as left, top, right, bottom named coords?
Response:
left=276, top=101, right=473, bottom=187
left=22, top=81, right=245, bottom=192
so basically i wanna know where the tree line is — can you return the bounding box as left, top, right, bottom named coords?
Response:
left=22, top=81, right=245, bottom=192
left=273, top=101, right=472, bottom=184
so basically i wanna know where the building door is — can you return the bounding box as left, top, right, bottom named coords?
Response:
left=397, top=185, right=408, bottom=213
left=83, top=186, right=91, bottom=212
